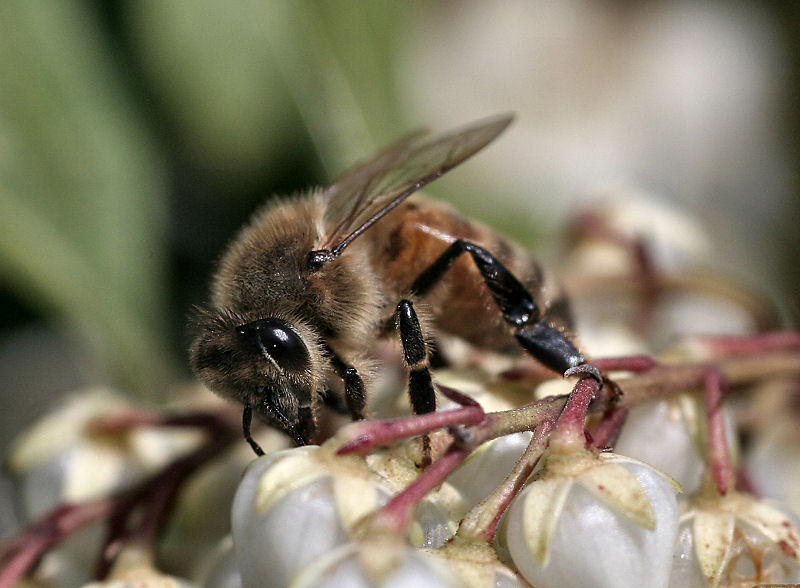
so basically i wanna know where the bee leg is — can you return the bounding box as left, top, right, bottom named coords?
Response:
left=396, top=299, right=436, bottom=414
left=242, top=404, right=265, bottom=456
left=327, top=349, right=367, bottom=421
left=411, top=240, right=600, bottom=382
left=321, top=388, right=349, bottom=414
left=254, top=396, right=309, bottom=447
left=396, top=299, right=435, bottom=466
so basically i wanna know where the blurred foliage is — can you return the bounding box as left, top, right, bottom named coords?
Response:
left=0, top=3, right=171, bottom=395
left=0, top=1, right=410, bottom=398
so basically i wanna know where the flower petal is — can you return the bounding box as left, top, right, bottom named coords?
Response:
left=520, top=477, right=572, bottom=566
left=692, top=509, right=734, bottom=587
left=579, top=462, right=656, bottom=530
left=738, top=498, right=800, bottom=566
left=599, top=453, right=683, bottom=493
left=254, top=447, right=324, bottom=513
left=334, top=474, right=381, bottom=529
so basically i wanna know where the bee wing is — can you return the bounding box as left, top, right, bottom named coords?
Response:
left=321, top=113, right=514, bottom=255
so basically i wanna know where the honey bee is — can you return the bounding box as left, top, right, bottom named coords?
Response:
left=190, top=114, right=596, bottom=454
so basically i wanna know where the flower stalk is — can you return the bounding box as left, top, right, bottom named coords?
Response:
left=457, top=420, right=554, bottom=543
left=0, top=409, right=240, bottom=588
left=549, top=377, right=601, bottom=454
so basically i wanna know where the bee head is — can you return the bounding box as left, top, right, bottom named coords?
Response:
left=189, top=309, right=325, bottom=444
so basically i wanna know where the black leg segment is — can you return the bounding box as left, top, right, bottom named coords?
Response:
left=243, top=404, right=265, bottom=456
left=396, top=298, right=436, bottom=467
left=411, top=240, right=539, bottom=326
left=411, top=239, right=595, bottom=380
left=326, top=346, right=367, bottom=421
left=396, top=299, right=436, bottom=415
left=516, top=322, right=585, bottom=375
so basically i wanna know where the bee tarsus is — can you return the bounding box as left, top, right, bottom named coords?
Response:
left=563, top=363, right=604, bottom=384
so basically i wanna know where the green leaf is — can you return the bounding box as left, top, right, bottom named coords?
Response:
left=0, top=2, right=173, bottom=396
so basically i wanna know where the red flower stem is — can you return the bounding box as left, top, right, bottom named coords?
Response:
left=591, top=356, right=658, bottom=373
left=467, top=396, right=567, bottom=440
left=369, top=444, right=473, bottom=536
left=457, top=420, right=554, bottom=543
left=549, top=377, right=601, bottom=453
left=336, top=405, right=485, bottom=455
left=703, top=367, right=734, bottom=495
left=437, top=383, right=482, bottom=407
left=0, top=411, right=240, bottom=586
left=338, top=346, right=800, bottom=457
left=696, top=330, right=800, bottom=357
left=0, top=501, right=113, bottom=588
left=349, top=340, right=800, bottom=531
left=590, top=407, right=629, bottom=451
left=95, top=420, right=238, bottom=577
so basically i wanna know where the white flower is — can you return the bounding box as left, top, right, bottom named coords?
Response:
left=6, top=390, right=204, bottom=517
left=289, top=538, right=464, bottom=588
left=160, top=433, right=288, bottom=578
left=614, top=397, right=704, bottom=493
left=745, top=415, right=800, bottom=517
left=446, top=432, right=532, bottom=510
left=504, top=450, right=680, bottom=588
left=231, top=442, right=463, bottom=587
left=431, top=539, right=529, bottom=588
left=670, top=489, right=800, bottom=587
left=5, top=390, right=207, bottom=587
left=232, top=446, right=371, bottom=588
left=80, top=544, right=197, bottom=588
left=365, top=448, right=466, bottom=549
left=193, top=535, right=242, bottom=588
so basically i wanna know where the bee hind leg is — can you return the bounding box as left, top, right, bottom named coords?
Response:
left=411, top=240, right=600, bottom=383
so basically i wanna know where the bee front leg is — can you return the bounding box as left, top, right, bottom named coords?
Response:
left=242, top=404, right=265, bottom=456
left=326, top=347, right=368, bottom=421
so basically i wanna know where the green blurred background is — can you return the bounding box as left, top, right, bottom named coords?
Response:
left=1, top=1, right=798, bottom=493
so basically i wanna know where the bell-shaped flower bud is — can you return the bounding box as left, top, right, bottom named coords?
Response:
left=504, top=450, right=680, bottom=588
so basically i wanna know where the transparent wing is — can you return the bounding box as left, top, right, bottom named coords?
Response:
left=320, top=113, right=513, bottom=255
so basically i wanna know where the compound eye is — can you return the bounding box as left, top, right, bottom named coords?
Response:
left=236, top=318, right=310, bottom=372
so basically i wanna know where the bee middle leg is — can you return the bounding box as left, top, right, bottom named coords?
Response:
left=410, top=240, right=600, bottom=382
left=396, top=299, right=436, bottom=415
left=394, top=298, right=436, bottom=466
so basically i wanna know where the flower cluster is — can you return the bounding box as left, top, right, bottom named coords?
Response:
left=2, top=199, right=799, bottom=588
